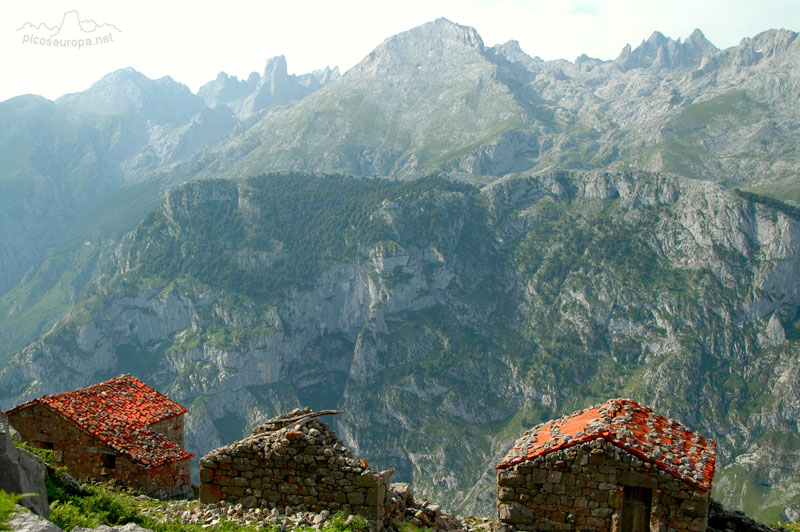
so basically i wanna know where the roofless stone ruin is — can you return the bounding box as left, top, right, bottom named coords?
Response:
left=199, top=407, right=394, bottom=530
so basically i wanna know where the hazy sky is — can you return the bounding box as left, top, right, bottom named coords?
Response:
left=3, top=0, right=799, bottom=102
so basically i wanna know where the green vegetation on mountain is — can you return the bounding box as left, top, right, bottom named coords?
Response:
left=4, top=170, right=797, bottom=522
left=2, top=19, right=800, bottom=527
left=127, top=174, right=475, bottom=300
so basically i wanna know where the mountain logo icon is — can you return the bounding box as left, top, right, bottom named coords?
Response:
left=18, top=10, right=121, bottom=49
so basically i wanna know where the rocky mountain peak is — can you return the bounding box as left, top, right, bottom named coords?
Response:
left=298, top=66, right=340, bottom=88
left=57, top=67, right=203, bottom=124
left=615, top=28, right=718, bottom=71
left=428, top=17, right=484, bottom=49
left=646, top=30, right=669, bottom=47
left=263, top=54, right=289, bottom=80
left=198, top=56, right=339, bottom=118
left=685, top=28, right=717, bottom=53
left=491, top=39, right=541, bottom=66
left=197, top=71, right=260, bottom=109
left=240, top=55, right=322, bottom=117
left=748, top=28, right=799, bottom=60
left=356, top=18, right=485, bottom=74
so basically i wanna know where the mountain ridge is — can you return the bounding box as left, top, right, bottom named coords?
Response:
left=1, top=19, right=800, bottom=523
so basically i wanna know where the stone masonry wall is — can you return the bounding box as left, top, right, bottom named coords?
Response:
left=7, top=403, right=190, bottom=499
left=497, top=438, right=710, bottom=532
left=147, top=415, right=185, bottom=448
left=199, top=408, right=393, bottom=531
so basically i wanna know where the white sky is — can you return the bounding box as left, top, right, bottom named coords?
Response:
left=2, top=0, right=799, bottom=102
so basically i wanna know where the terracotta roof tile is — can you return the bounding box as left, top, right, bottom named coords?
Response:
left=6, top=374, right=193, bottom=468
left=496, top=398, right=716, bottom=490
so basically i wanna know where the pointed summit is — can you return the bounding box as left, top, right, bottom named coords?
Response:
left=684, top=29, right=718, bottom=57
left=263, top=55, right=289, bottom=80
left=615, top=28, right=717, bottom=71
left=646, top=31, right=668, bottom=47
left=238, top=56, right=339, bottom=118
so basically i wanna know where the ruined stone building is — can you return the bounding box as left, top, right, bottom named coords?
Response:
left=6, top=374, right=193, bottom=499
left=496, top=398, right=716, bottom=532
left=199, top=408, right=394, bottom=530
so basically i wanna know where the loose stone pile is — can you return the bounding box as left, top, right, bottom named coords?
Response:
left=140, top=487, right=493, bottom=532
left=140, top=499, right=362, bottom=530
left=382, top=482, right=490, bottom=531
left=199, top=408, right=392, bottom=530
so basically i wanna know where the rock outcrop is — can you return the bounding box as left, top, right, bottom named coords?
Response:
left=7, top=511, right=155, bottom=532
left=0, top=412, right=48, bottom=518
left=6, top=507, right=63, bottom=532
left=2, top=170, right=800, bottom=520
left=707, top=499, right=788, bottom=532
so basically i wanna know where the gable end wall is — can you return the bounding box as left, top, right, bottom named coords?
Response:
left=497, top=438, right=709, bottom=532
left=147, top=414, right=185, bottom=448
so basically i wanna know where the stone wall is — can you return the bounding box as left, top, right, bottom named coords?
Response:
left=147, top=416, right=185, bottom=448
left=7, top=403, right=190, bottom=499
left=199, top=408, right=393, bottom=531
left=496, top=438, right=710, bottom=532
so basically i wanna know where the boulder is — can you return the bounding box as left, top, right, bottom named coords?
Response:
left=6, top=506, right=63, bottom=532
left=0, top=412, right=49, bottom=518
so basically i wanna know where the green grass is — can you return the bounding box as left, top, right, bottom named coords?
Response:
left=648, top=89, right=771, bottom=180
left=674, top=90, right=765, bottom=127
left=44, top=474, right=369, bottom=532
left=741, top=177, right=800, bottom=207
left=0, top=491, right=24, bottom=531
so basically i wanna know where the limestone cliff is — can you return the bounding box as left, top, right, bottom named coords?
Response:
left=1, top=171, right=798, bottom=522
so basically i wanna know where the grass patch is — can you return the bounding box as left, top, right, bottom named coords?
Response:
left=0, top=491, right=24, bottom=531
left=47, top=481, right=369, bottom=532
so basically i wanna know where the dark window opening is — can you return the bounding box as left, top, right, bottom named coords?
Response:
left=102, top=453, right=116, bottom=469
left=622, top=486, right=652, bottom=532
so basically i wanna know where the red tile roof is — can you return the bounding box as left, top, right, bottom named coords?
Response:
left=6, top=374, right=193, bottom=468
left=497, top=398, right=716, bottom=490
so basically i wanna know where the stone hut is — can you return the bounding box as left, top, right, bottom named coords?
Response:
left=496, top=398, right=716, bottom=532
left=6, top=374, right=193, bottom=499
left=199, top=408, right=394, bottom=530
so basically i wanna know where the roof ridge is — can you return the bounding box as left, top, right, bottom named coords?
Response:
left=32, top=399, right=193, bottom=467
left=5, top=375, right=193, bottom=467
left=496, top=398, right=716, bottom=490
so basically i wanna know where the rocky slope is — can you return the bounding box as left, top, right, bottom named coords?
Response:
left=1, top=170, right=798, bottom=522
left=0, top=60, right=337, bottom=362
left=177, top=20, right=800, bottom=202
left=4, top=20, right=800, bottom=361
